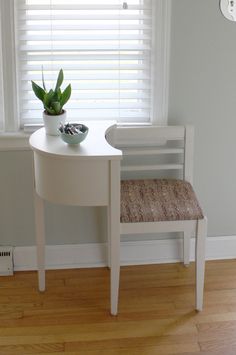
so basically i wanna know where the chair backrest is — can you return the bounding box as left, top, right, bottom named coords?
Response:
left=107, top=125, right=194, bottom=184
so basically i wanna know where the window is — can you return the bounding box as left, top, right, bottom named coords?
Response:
left=0, top=0, right=170, bottom=132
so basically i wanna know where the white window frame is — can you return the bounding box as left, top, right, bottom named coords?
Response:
left=0, top=0, right=19, bottom=132
left=0, top=0, right=171, bottom=149
left=151, top=0, right=171, bottom=126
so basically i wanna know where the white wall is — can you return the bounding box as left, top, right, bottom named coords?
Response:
left=169, top=0, right=236, bottom=236
left=0, top=151, right=34, bottom=245
left=1, top=0, right=236, bottom=247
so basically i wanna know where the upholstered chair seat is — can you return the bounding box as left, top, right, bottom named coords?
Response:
left=121, top=179, right=204, bottom=223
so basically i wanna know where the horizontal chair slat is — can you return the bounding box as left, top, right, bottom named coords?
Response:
left=121, top=220, right=197, bottom=234
left=121, top=164, right=183, bottom=172
left=122, top=148, right=184, bottom=156
left=115, top=126, right=185, bottom=145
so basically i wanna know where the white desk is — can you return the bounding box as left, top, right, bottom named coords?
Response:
left=29, top=121, right=122, bottom=315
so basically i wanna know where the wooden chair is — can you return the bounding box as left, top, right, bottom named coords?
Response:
left=108, top=125, right=207, bottom=315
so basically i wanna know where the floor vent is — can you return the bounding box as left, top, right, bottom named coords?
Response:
left=0, top=247, right=13, bottom=276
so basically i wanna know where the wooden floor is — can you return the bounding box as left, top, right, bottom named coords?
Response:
left=1, top=260, right=236, bottom=354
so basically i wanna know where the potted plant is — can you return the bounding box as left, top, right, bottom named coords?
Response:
left=31, top=69, right=71, bottom=135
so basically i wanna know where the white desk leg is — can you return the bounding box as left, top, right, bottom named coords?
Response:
left=107, top=206, right=111, bottom=268
left=34, top=191, right=46, bottom=292
left=109, top=160, right=120, bottom=316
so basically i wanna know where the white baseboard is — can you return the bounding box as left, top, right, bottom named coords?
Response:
left=13, top=235, right=236, bottom=271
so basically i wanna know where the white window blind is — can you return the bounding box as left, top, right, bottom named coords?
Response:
left=15, top=0, right=153, bottom=127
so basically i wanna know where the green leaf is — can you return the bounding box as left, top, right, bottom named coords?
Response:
left=55, top=69, right=64, bottom=92
left=57, top=88, right=62, bottom=100
left=41, top=66, right=46, bottom=91
left=43, top=89, right=54, bottom=107
left=51, top=101, right=61, bottom=115
left=44, top=105, right=56, bottom=115
left=60, top=84, right=71, bottom=107
left=52, top=90, right=60, bottom=102
left=31, top=81, right=45, bottom=102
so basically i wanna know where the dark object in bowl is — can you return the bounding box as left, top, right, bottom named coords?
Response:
left=59, top=123, right=89, bottom=144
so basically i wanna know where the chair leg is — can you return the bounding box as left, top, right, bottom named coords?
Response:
left=195, top=217, right=207, bottom=311
left=183, top=230, right=191, bottom=267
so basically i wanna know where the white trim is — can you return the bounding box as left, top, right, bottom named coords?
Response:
left=0, top=8, right=5, bottom=132
left=0, top=0, right=19, bottom=132
left=151, top=0, right=171, bottom=125
left=0, top=132, right=30, bottom=151
left=13, top=235, right=236, bottom=271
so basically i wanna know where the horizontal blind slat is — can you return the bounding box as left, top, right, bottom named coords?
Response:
left=19, top=34, right=150, bottom=41
left=18, top=24, right=151, bottom=31
left=19, top=45, right=150, bottom=51
left=21, top=91, right=150, bottom=100
left=22, top=101, right=150, bottom=110
left=21, top=81, right=150, bottom=90
left=20, top=73, right=150, bottom=80
left=19, top=14, right=150, bottom=21
left=21, top=109, right=150, bottom=119
left=19, top=54, right=149, bottom=61
left=18, top=4, right=151, bottom=11
left=20, top=63, right=149, bottom=71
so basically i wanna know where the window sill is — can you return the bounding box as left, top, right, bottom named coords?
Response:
left=0, top=131, right=30, bottom=151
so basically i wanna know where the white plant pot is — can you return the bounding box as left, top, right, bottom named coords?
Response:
left=43, top=110, right=66, bottom=136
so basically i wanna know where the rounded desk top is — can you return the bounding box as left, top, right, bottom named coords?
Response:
left=29, top=120, right=122, bottom=160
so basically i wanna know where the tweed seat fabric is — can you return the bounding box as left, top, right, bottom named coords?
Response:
left=120, top=179, right=204, bottom=223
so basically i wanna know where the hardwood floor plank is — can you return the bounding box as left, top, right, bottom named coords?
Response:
left=65, top=334, right=199, bottom=352
left=0, top=343, right=64, bottom=354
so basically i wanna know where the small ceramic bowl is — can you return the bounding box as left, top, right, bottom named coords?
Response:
left=60, top=123, right=89, bottom=145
